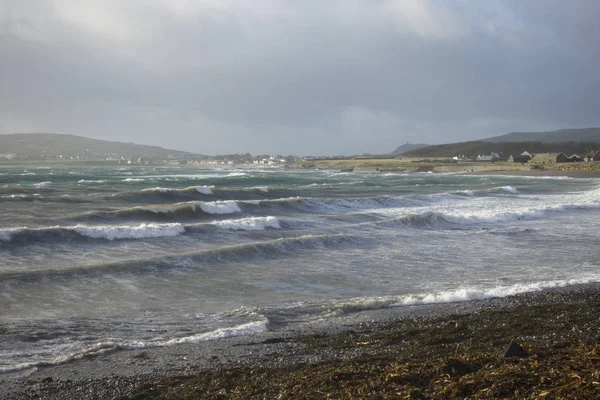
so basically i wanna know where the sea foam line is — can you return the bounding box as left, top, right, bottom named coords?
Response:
left=0, top=223, right=186, bottom=242
left=213, top=216, right=280, bottom=231
left=0, top=320, right=269, bottom=373
left=327, top=274, right=600, bottom=316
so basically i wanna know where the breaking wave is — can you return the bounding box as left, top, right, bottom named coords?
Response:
left=213, top=216, right=280, bottom=231
left=0, top=320, right=269, bottom=374
left=2, top=233, right=372, bottom=281
left=0, top=223, right=186, bottom=244
left=112, top=200, right=242, bottom=220
left=499, top=186, right=519, bottom=194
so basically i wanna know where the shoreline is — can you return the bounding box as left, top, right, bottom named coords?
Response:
left=288, top=158, right=600, bottom=178
left=3, top=283, right=600, bottom=399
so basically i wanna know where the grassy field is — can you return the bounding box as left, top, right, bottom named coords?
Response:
left=289, top=158, right=532, bottom=174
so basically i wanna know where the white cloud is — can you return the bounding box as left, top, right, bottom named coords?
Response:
left=50, top=0, right=142, bottom=43
left=1, top=1, right=599, bottom=155
left=381, top=0, right=469, bottom=39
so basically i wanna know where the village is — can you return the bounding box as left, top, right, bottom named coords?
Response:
left=458, top=151, right=600, bottom=164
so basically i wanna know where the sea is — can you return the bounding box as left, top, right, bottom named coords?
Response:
left=2, top=165, right=600, bottom=375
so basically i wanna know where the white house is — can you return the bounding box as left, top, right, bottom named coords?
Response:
left=476, top=152, right=500, bottom=161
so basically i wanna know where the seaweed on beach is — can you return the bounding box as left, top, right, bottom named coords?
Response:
left=7, top=287, right=600, bottom=399
left=124, top=342, right=600, bottom=399
left=119, top=288, right=600, bottom=400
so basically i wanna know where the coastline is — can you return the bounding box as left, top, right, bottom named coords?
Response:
left=3, top=283, right=600, bottom=399
left=287, top=158, right=600, bottom=178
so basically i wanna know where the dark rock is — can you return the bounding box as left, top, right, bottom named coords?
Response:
left=503, top=340, right=528, bottom=358
left=262, top=337, right=286, bottom=344
left=444, top=358, right=477, bottom=377
left=41, top=377, right=53, bottom=384
left=331, top=371, right=356, bottom=381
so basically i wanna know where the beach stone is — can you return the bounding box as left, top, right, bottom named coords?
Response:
left=444, top=358, right=476, bottom=377
left=503, top=340, right=528, bottom=358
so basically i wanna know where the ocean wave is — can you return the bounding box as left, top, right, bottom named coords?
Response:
left=0, top=193, right=90, bottom=203
left=281, top=274, right=600, bottom=320
left=499, top=186, right=519, bottom=194
left=117, top=200, right=241, bottom=219
left=33, top=181, right=52, bottom=187
left=101, top=193, right=457, bottom=222
left=112, top=185, right=287, bottom=203
left=78, top=180, right=107, bottom=184
left=0, top=223, right=185, bottom=244
left=397, top=277, right=600, bottom=306
left=0, top=193, right=42, bottom=201
left=157, top=320, right=268, bottom=346
left=390, top=202, right=598, bottom=230
left=142, top=185, right=214, bottom=195
left=1, top=233, right=371, bottom=281
left=382, top=187, right=600, bottom=229
left=198, top=200, right=241, bottom=214
left=213, top=216, right=281, bottom=231
left=73, top=223, right=185, bottom=240
left=0, top=319, right=269, bottom=374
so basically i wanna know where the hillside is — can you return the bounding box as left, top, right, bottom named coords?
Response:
left=391, top=142, right=429, bottom=155
left=0, top=133, right=201, bottom=160
left=484, top=128, right=600, bottom=143
left=402, top=140, right=600, bottom=159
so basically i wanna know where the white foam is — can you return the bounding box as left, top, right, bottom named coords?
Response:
left=191, top=185, right=213, bottom=195
left=34, top=181, right=52, bottom=187
left=158, top=320, right=268, bottom=346
left=123, top=178, right=145, bottom=182
left=377, top=186, right=600, bottom=227
left=0, top=229, right=15, bottom=241
left=214, top=216, right=280, bottom=231
left=499, top=186, right=519, bottom=193
left=131, top=203, right=192, bottom=214
left=398, top=276, right=600, bottom=306
left=0, top=320, right=269, bottom=373
left=73, top=223, right=185, bottom=240
left=78, top=180, right=107, bottom=183
left=328, top=274, right=600, bottom=317
left=1, top=194, right=41, bottom=199
left=254, top=186, right=269, bottom=193
left=199, top=200, right=241, bottom=215
left=143, top=187, right=170, bottom=193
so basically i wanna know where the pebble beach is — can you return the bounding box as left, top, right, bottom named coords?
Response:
left=2, top=283, right=600, bottom=399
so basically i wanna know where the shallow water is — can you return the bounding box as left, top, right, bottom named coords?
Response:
left=2, top=165, right=600, bottom=374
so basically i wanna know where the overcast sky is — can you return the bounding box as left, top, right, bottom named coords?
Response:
left=1, top=1, right=599, bottom=155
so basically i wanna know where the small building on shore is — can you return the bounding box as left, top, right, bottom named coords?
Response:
left=476, top=152, right=500, bottom=162
left=566, top=154, right=584, bottom=162
left=509, top=151, right=533, bottom=163
left=529, top=153, right=561, bottom=165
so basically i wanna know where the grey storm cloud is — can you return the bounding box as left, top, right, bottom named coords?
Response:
left=1, top=0, right=599, bottom=155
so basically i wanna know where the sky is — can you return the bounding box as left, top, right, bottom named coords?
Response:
left=1, top=1, right=599, bottom=156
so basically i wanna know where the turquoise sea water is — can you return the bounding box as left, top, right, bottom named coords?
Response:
left=2, top=165, right=600, bottom=373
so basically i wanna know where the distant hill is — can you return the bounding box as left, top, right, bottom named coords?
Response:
left=391, top=142, right=429, bottom=155
left=484, top=128, right=600, bottom=143
left=0, top=133, right=201, bottom=160
left=403, top=141, right=600, bottom=159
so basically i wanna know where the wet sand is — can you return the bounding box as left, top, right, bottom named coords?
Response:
left=2, top=284, right=600, bottom=399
